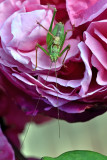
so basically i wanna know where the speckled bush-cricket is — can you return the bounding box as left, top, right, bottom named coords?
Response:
left=32, top=7, right=74, bottom=137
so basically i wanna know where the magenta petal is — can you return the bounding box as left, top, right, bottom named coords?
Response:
left=0, top=128, right=15, bottom=160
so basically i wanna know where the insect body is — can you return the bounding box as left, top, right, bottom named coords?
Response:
left=21, top=7, right=74, bottom=151
left=32, top=7, right=74, bottom=137
left=33, top=8, right=73, bottom=69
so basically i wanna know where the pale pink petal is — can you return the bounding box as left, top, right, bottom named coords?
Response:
left=0, top=128, right=15, bottom=160
left=66, top=0, right=107, bottom=26
left=84, top=21, right=107, bottom=70
left=0, top=0, right=22, bottom=28
left=78, top=41, right=92, bottom=96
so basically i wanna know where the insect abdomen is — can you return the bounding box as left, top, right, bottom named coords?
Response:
left=50, top=45, right=60, bottom=62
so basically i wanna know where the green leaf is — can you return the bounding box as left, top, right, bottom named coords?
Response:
left=42, top=150, right=107, bottom=160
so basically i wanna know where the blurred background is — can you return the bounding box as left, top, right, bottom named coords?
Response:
left=20, top=112, right=107, bottom=158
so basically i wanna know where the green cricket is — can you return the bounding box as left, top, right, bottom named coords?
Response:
left=33, top=7, right=74, bottom=70
left=33, top=7, right=74, bottom=137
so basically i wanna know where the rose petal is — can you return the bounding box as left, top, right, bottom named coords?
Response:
left=0, top=128, right=15, bottom=160
left=66, top=0, right=107, bottom=26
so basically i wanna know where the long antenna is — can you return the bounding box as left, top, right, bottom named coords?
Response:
left=20, top=61, right=53, bottom=149
left=55, top=62, right=60, bottom=138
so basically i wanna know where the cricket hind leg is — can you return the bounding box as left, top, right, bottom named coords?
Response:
left=33, top=43, right=49, bottom=71
left=47, top=6, right=57, bottom=33
left=60, top=25, right=75, bottom=51
left=46, top=7, right=57, bottom=44
left=55, top=62, right=60, bottom=138
left=62, top=45, right=71, bottom=66
left=59, top=25, right=74, bottom=67
left=59, top=44, right=70, bottom=67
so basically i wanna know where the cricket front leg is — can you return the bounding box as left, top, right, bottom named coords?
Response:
left=33, top=43, right=49, bottom=71
left=59, top=45, right=70, bottom=67
left=60, top=25, right=75, bottom=51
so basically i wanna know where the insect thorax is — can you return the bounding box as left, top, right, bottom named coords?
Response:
left=54, top=36, right=60, bottom=45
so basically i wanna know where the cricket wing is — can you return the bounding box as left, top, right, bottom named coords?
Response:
left=46, top=32, right=53, bottom=47
left=52, top=23, right=65, bottom=47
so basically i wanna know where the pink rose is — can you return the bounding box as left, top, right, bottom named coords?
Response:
left=0, top=0, right=107, bottom=124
